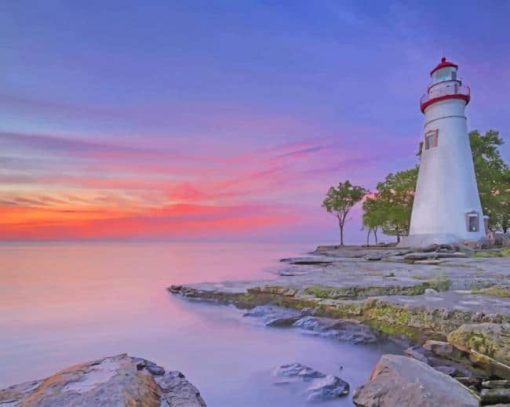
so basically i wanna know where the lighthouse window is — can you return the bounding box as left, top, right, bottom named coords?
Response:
left=424, top=130, right=439, bottom=150
left=465, top=212, right=480, bottom=232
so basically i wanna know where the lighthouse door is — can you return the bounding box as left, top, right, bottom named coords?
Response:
left=466, top=212, right=480, bottom=232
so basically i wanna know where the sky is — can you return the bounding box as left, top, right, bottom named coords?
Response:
left=1, top=0, right=509, bottom=243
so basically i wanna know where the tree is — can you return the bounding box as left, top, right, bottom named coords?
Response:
left=470, top=130, right=510, bottom=232
left=362, top=196, right=386, bottom=246
left=323, top=181, right=367, bottom=246
left=364, top=168, right=418, bottom=243
left=360, top=130, right=509, bottom=242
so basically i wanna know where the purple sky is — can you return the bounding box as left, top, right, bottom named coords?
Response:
left=1, top=1, right=509, bottom=243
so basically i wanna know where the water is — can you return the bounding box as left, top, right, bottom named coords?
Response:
left=0, top=242, right=398, bottom=406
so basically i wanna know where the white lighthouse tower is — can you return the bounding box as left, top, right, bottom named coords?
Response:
left=405, top=57, right=485, bottom=246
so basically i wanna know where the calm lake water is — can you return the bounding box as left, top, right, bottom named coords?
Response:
left=0, top=242, right=398, bottom=406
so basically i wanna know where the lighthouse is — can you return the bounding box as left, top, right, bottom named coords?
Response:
left=405, top=58, right=486, bottom=246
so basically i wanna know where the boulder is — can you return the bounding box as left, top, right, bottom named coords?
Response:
left=0, top=354, right=206, bottom=407
left=352, top=355, right=479, bottom=407
left=448, top=323, right=510, bottom=372
left=469, top=350, right=510, bottom=379
left=273, top=363, right=349, bottom=401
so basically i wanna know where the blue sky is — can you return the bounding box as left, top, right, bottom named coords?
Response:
left=1, top=0, right=509, bottom=242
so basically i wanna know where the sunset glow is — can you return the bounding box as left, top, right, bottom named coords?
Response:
left=1, top=1, right=509, bottom=242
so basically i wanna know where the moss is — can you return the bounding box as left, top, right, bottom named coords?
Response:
left=472, top=248, right=510, bottom=258
left=303, top=279, right=450, bottom=300
left=472, top=285, right=510, bottom=298
left=427, top=275, right=451, bottom=292
left=366, top=319, right=441, bottom=343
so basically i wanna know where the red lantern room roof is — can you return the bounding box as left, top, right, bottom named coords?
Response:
left=430, top=57, right=458, bottom=75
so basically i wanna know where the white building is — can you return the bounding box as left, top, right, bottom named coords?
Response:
left=404, top=58, right=486, bottom=246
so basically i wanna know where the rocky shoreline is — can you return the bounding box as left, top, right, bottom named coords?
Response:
left=170, top=244, right=510, bottom=405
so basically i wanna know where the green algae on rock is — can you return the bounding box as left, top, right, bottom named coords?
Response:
left=472, top=285, right=510, bottom=298
left=448, top=323, right=510, bottom=366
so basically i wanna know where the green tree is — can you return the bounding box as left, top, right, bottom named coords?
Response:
left=323, top=181, right=367, bottom=246
left=470, top=130, right=510, bottom=232
left=360, top=130, right=509, bottom=242
left=366, top=167, right=418, bottom=243
left=362, top=196, right=386, bottom=246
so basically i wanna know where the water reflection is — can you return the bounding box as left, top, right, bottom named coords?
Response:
left=0, top=242, right=398, bottom=406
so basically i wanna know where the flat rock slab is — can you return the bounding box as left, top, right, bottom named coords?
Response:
left=353, top=354, right=479, bottom=407
left=0, top=354, right=206, bottom=407
left=374, top=290, right=510, bottom=315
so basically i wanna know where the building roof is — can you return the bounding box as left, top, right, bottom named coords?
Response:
left=430, top=57, right=458, bottom=75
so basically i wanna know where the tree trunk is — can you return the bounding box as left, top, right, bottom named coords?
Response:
left=374, top=228, right=378, bottom=244
left=366, top=229, right=371, bottom=246
left=337, top=215, right=345, bottom=246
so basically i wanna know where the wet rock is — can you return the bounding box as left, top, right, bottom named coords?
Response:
left=0, top=354, right=206, bottom=407
left=293, top=316, right=379, bottom=344
left=243, top=305, right=303, bottom=327
left=352, top=355, right=479, bottom=407
left=273, top=363, right=325, bottom=382
left=481, top=388, right=510, bottom=405
left=305, top=374, right=349, bottom=401
left=273, top=363, right=349, bottom=401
